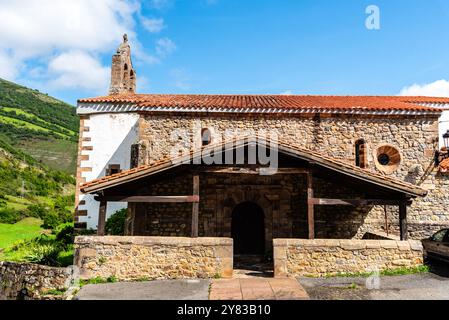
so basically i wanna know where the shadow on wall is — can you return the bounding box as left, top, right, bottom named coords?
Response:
left=77, top=117, right=140, bottom=229
left=96, top=121, right=140, bottom=180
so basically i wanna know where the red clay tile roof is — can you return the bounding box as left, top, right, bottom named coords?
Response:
left=80, top=136, right=427, bottom=197
left=77, top=94, right=447, bottom=113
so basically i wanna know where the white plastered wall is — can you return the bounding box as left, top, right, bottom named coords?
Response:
left=77, top=113, right=139, bottom=230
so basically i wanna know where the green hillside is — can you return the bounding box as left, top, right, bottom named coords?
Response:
left=0, top=78, right=78, bottom=173
left=0, top=78, right=78, bottom=230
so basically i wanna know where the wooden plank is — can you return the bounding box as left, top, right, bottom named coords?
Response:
left=308, top=198, right=402, bottom=206
left=192, top=175, right=200, bottom=238
left=399, top=201, right=408, bottom=241
left=103, top=195, right=199, bottom=203
left=97, top=200, right=107, bottom=236
left=307, top=171, right=315, bottom=240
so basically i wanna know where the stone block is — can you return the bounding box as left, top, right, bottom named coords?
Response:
left=273, top=246, right=287, bottom=260
left=365, top=240, right=381, bottom=249
left=409, top=240, right=423, bottom=252
left=380, top=241, right=398, bottom=249
left=215, top=245, right=233, bottom=259
left=340, top=241, right=366, bottom=250
left=397, top=242, right=411, bottom=251
left=274, top=259, right=288, bottom=278
left=322, top=239, right=341, bottom=247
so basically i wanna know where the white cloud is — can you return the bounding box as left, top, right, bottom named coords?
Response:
left=399, top=79, right=449, bottom=97
left=0, top=0, right=177, bottom=94
left=156, top=38, right=177, bottom=57
left=0, top=50, right=21, bottom=79
left=281, top=90, right=293, bottom=95
left=170, top=68, right=191, bottom=90
left=47, top=51, right=110, bottom=93
left=141, top=17, right=165, bottom=33
left=0, top=0, right=139, bottom=92
left=0, top=0, right=138, bottom=58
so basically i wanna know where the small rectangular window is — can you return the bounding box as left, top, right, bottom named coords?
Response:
left=106, top=164, right=121, bottom=176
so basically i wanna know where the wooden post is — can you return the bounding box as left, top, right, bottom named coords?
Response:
left=307, top=171, right=315, bottom=239
left=97, top=199, right=107, bottom=236
left=191, top=175, right=199, bottom=238
left=399, top=201, right=408, bottom=241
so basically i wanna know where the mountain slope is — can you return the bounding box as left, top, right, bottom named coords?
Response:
left=0, top=79, right=77, bottom=226
left=0, top=78, right=79, bottom=173
left=0, top=138, right=75, bottom=225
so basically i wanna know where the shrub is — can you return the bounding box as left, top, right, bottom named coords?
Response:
left=0, top=195, right=6, bottom=207
left=56, top=246, right=74, bottom=267
left=54, top=222, right=74, bottom=246
left=26, top=204, right=72, bottom=229
left=105, top=209, right=127, bottom=235
left=41, top=211, right=60, bottom=229
left=26, top=204, right=47, bottom=220
left=0, top=207, right=23, bottom=223
left=25, top=243, right=61, bottom=266
left=76, top=229, right=96, bottom=236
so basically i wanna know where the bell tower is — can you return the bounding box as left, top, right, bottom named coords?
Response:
left=109, top=34, right=136, bottom=95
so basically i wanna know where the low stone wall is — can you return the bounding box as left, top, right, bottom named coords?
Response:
left=274, top=239, right=423, bottom=278
left=0, top=261, right=71, bottom=300
left=74, top=236, right=233, bottom=281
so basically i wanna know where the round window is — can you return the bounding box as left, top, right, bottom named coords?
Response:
left=377, top=153, right=390, bottom=166
left=374, top=144, right=401, bottom=174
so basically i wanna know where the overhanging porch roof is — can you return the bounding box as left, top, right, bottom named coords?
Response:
left=80, top=136, right=427, bottom=198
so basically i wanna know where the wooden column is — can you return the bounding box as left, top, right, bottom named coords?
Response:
left=191, top=175, right=200, bottom=238
left=399, top=201, right=408, bottom=241
left=97, top=199, right=107, bottom=236
left=307, top=171, right=315, bottom=239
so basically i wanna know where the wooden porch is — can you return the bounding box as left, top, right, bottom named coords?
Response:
left=81, top=137, right=426, bottom=242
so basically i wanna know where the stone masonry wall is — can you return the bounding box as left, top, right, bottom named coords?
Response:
left=74, top=236, right=233, bottom=280
left=0, top=261, right=71, bottom=300
left=273, top=239, right=424, bottom=278
left=137, top=113, right=447, bottom=238
left=128, top=171, right=373, bottom=248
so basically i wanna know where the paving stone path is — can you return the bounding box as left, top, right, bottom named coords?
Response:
left=209, top=278, right=309, bottom=300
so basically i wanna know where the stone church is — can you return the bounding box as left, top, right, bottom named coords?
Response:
left=75, top=35, right=449, bottom=259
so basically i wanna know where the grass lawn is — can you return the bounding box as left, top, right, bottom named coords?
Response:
left=0, top=107, right=77, bottom=137
left=0, top=217, right=45, bottom=250
left=4, top=195, right=33, bottom=210
left=0, top=218, right=74, bottom=266
left=0, top=115, right=69, bottom=139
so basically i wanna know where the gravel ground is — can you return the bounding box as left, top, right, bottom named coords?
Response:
left=299, top=261, right=449, bottom=300
left=75, top=279, right=211, bottom=300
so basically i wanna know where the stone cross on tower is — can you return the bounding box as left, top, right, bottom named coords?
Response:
left=109, top=34, right=136, bottom=95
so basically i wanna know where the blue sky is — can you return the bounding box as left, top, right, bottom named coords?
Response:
left=1, top=0, right=449, bottom=105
